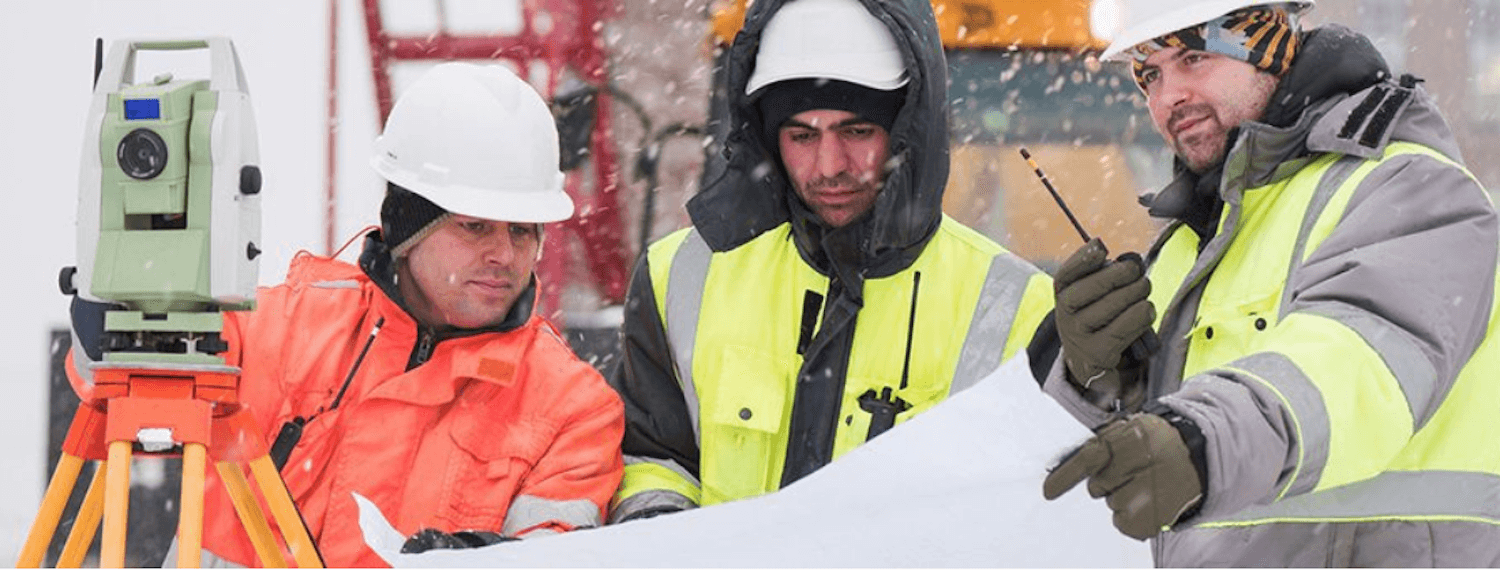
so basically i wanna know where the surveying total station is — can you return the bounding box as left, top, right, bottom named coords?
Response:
left=19, top=38, right=322, bottom=568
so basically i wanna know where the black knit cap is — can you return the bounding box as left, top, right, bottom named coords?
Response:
left=381, top=182, right=450, bottom=257
left=756, top=78, right=906, bottom=143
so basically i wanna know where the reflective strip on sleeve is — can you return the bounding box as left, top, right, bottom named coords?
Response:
left=948, top=254, right=1035, bottom=395
left=1308, top=303, right=1439, bottom=428
left=1217, top=353, right=1332, bottom=500
left=663, top=230, right=713, bottom=444
left=309, top=280, right=360, bottom=289
left=609, top=490, right=699, bottom=525
left=614, top=458, right=702, bottom=516
left=1198, top=470, right=1500, bottom=527
left=1258, top=313, right=1413, bottom=492
left=503, top=495, right=603, bottom=536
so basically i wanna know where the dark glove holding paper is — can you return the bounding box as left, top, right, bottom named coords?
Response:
left=400, top=528, right=518, bottom=554
left=1053, top=238, right=1155, bottom=411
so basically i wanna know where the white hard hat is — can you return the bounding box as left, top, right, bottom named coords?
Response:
left=744, top=0, right=909, bottom=95
left=1098, top=0, right=1314, bottom=61
left=370, top=62, right=572, bottom=223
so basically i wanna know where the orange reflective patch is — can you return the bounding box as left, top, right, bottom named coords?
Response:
left=477, top=358, right=517, bottom=386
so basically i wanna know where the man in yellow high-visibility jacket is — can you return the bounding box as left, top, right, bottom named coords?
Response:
left=605, top=0, right=1054, bottom=523
left=1038, top=1, right=1500, bottom=565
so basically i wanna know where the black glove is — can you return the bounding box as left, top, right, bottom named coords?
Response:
left=1053, top=238, right=1154, bottom=410
left=616, top=504, right=686, bottom=523
left=400, top=528, right=517, bottom=554
left=1042, top=406, right=1207, bottom=540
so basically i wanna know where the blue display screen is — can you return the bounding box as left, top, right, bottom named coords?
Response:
left=123, top=99, right=161, bottom=120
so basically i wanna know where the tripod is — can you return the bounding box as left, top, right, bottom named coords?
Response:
left=18, top=362, right=323, bottom=568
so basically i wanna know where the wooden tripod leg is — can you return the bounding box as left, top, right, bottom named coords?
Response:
left=16, top=453, right=86, bottom=567
left=249, top=456, right=324, bottom=568
left=215, top=462, right=286, bottom=568
left=57, top=465, right=108, bottom=568
left=177, top=443, right=208, bottom=568
left=101, top=441, right=133, bottom=568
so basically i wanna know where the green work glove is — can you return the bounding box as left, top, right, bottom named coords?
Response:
left=1042, top=410, right=1205, bottom=540
left=1053, top=238, right=1154, bottom=410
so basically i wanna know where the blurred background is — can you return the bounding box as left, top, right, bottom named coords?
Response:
left=1, top=0, right=1495, bottom=565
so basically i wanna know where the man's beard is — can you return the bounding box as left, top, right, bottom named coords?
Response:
left=1168, top=104, right=1230, bottom=173
left=1167, top=73, right=1278, bottom=174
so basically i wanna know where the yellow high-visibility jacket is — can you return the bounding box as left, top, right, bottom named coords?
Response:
left=609, top=219, right=1052, bottom=520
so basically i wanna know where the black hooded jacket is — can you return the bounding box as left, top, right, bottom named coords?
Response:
left=609, top=0, right=956, bottom=496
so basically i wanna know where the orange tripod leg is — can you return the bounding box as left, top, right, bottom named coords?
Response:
left=57, top=465, right=107, bottom=568
left=100, top=441, right=133, bottom=568
left=16, top=453, right=85, bottom=568
left=215, top=462, right=286, bottom=567
left=177, top=443, right=208, bottom=568
left=250, top=456, right=324, bottom=568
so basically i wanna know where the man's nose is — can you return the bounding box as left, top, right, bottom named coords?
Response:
left=1154, top=71, right=1193, bottom=109
left=815, top=133, right=850, bottom=178
left=481, top=230, right=518, bottom=266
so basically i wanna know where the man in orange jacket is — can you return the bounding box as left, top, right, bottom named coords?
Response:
left=66, top=63, right=625, bottom=567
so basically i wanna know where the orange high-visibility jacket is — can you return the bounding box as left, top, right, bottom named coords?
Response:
left=70, top=249, right=624, bottom=567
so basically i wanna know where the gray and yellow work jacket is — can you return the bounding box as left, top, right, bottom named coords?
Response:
left=1043, top=45, right=1500, bottom=565
left=610, top=218, right=1051, bottom=521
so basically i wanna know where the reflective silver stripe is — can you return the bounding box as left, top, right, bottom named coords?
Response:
left=663, top=229, right=712, bottom=444
left=609, top=489, right=698, bottom=524
left=1220, top=352, right=1332, bottom=499
left=625, top=454, right=702, bottom=488
left=503, top=494, right=602, bottom=535
left=1307, top=303, right=1439, bottom=429
left=1201, top=470, right=1500, bottom=525
left=310, top=279, right=360, bottom=289
left=1283, top=155, right=1364, bottom=296
left=949, top=254, right=1033, bottom=395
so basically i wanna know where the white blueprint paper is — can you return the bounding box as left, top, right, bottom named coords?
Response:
left=358, top=354, right=1152, bottom=567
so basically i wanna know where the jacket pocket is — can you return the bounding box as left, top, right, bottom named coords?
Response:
left=1184, top=291, right=1281, bottom=376
left=439, top=413, right=556, bottom=530
left=699, top=344, right=791, bottom=505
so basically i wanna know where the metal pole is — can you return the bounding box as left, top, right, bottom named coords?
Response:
left=325, top=0, right=340, bottom=255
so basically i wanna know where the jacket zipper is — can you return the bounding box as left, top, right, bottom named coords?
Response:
left=858, top=271, right=919, bottom=441
left=408, top=326, right=437, bottom=371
